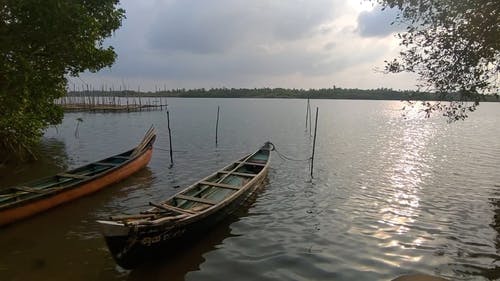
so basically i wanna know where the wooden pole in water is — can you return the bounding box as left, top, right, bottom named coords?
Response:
left=215, top=105, right=220, bottom=147
left=305, top=98, right=309, bottom=130
left=310, top=107, right=319, bottom=178
left=167, top=110, right=174, bottom=167
left=307, top=98, right=312, bottom=136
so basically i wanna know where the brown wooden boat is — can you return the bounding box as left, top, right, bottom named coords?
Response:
left=0, top=127, right=156, bottom=227
left=97, top=142, right=272, bottom=269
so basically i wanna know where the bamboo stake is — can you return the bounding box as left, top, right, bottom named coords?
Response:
left=167, top=110, right=174, bottom=167
left=305, top=98, right=310, bottom=130
left=307, top=98, right=312, bottom=136
left=215, top=105, right=220, bottom=147
left=310, top=107, right=319, bottom=178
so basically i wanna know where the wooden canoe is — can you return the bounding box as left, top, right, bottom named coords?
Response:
left=97, top=142, right=272, bottom=269
left=0, top=127, right=156, bottom=227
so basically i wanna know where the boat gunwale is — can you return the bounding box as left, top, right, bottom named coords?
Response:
left=111, top=144, right=271, bottom=228
left=0, top=137, right=155, bottom=211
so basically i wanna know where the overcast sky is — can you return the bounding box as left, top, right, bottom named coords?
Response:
left=74, top=0, right=417, bottom=92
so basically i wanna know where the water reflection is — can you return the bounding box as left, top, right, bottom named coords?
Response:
left=0, top=137, right=69, bottom=187
left=1, top=100, right=498, bottom=281
left=126, top=177, right=268, bottom=280
left=127, top=217, right=239, bottom=281
left=459, top=194, right=500, bottom=280
left=376, top=118, right=436, bottom=264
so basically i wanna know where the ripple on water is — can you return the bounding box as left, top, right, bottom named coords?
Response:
left=1, top=100, right=499, bottom=281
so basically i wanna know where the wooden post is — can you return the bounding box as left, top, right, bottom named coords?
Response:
left=310, top=107, right=319, bottom=178
left=307, top=98, right=312, bottom=136
left=215, top=105, right=220, bottom=146
left=167, top=110, right=174, bottom=167
left=305, top=98, right=309, bottom=130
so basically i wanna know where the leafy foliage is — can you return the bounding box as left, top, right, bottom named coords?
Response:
left=374, top=0, right=499, bottom=121
left=0, top=0, right=124, bottom=161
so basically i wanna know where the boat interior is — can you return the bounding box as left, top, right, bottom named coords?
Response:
left=0, top=150, right=134, bottom=205
left=111, top=147, right=270, bottom=224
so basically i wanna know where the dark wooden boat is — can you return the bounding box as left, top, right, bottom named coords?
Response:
left=97, top=142, right=272, bottom=269
left=0, top=127, right=156, bottom=227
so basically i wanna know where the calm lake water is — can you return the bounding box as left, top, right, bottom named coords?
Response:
left=0, top=99, right=499, bottom=281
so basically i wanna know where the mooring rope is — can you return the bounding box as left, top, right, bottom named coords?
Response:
left=268, top=142, right=311, bottom=162
left=156, top=142, right=311, bottom=162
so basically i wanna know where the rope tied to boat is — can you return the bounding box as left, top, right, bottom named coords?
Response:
left=267, top=142, right=312, bottom=162
left=155, top=141, right=311, bottom=163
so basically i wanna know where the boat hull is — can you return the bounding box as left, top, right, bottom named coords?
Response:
left=0, top=148, right=153, bottom=227
left=102, top=168, right=268, bottom=269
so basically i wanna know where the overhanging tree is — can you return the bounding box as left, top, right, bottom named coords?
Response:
left=0, top=0, right=124, bottom=162
left=374, top=0, right=499, bottom=121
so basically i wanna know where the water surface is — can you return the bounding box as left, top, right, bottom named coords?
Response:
left=0, top=99, right=499, bottom=281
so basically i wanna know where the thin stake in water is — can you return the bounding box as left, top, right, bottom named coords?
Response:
left=308, top=99, right=312, bottom=136
left=215, top=106, right=220, bottom=147
left=167, top=110, right=174, bottom=168
left=310, top=107, right=319, bottom=178
left=305, top=98, right=309, bottom=130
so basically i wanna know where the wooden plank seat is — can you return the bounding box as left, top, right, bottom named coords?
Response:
left=236, top=161, right=266, bottom=167
left=11, top=186, right=44, bottom=194
left=111, top=214, right=157, bottom=220
left=95, top=162, right=118, bottom=167
left=199, top=181, right=241, bottom=190
left=148, top=202, right=196, bottom=215
left=57, top=173, right=90, bottom=180
left=218, top=171, right=257, bottom=177
left=113, top=156, right=130, bottom=160
left=175, top=194, right=216, bottom=205
left=247, top=159, right=267, bottom=164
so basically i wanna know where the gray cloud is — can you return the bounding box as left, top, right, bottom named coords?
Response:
left=95, top=37, right=386, bottom=84
left=97, top=0, right=355, bottom=80
left=324, top=41, right=336, bottom=50
left=357, top=7, right=403, bottom=37
left=78, top=1, right=417, bottom=90
left=147, top=0, right=337, bottom=54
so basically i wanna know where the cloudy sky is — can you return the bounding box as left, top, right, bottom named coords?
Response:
left=74, top=0, right=417, bottom=92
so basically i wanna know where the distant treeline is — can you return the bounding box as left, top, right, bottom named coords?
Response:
left=67, top=87, right=499, bottom=102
